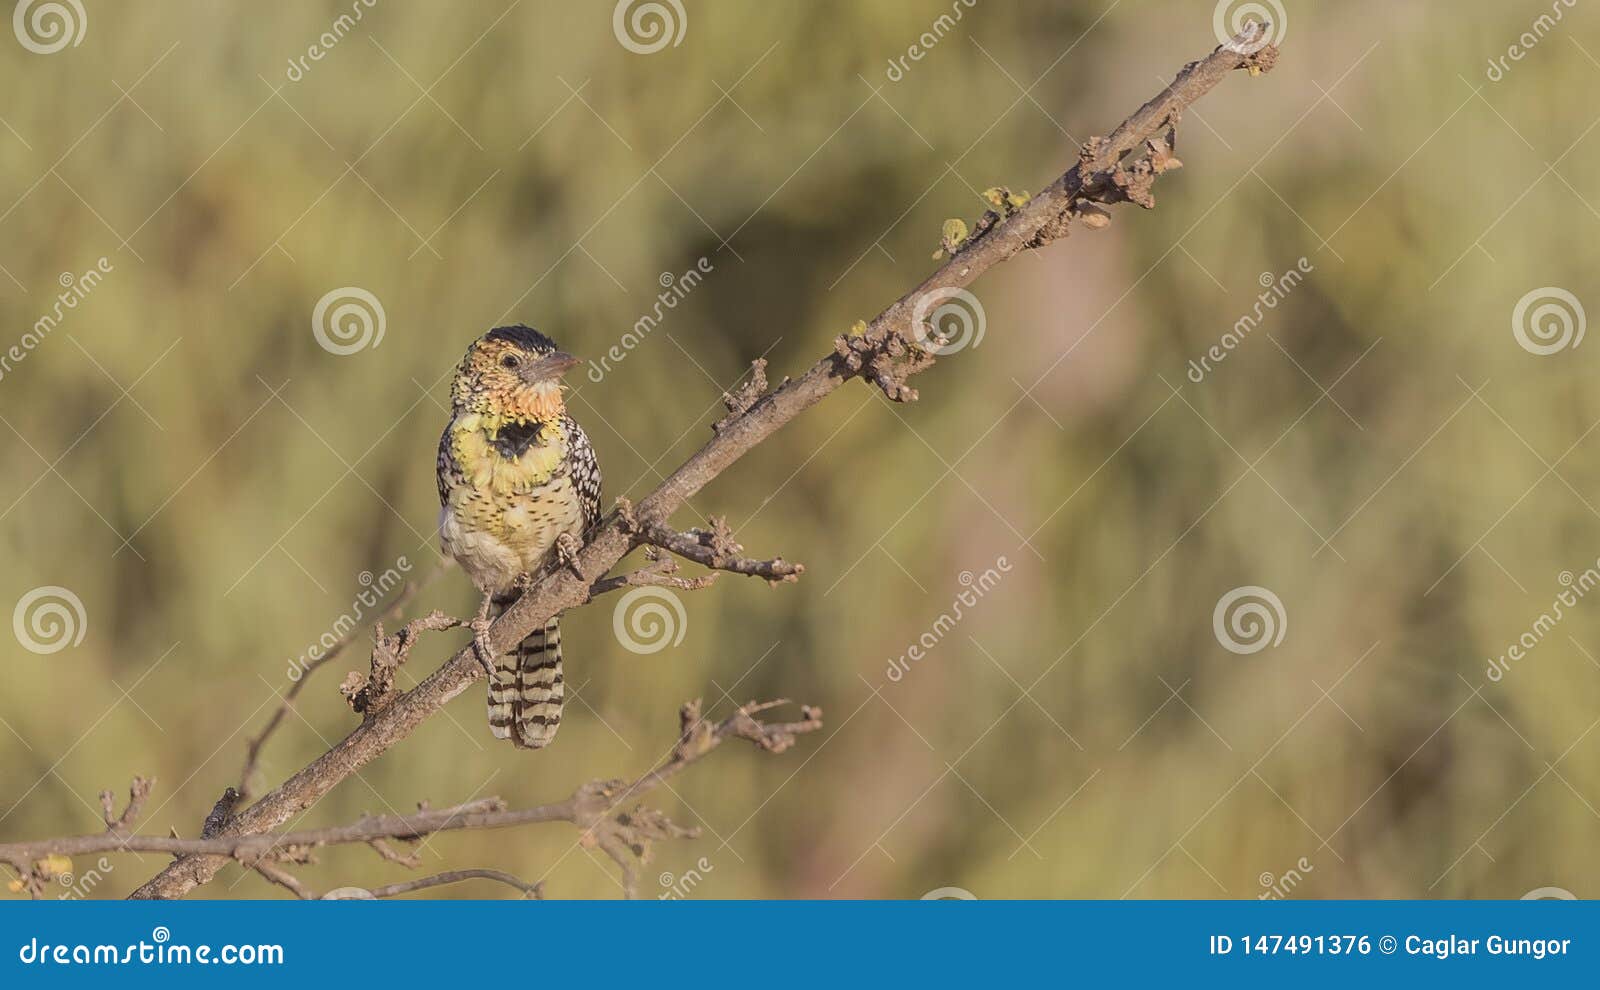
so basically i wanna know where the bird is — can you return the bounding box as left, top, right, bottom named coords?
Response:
left=436, top=325, right=602, bottom=749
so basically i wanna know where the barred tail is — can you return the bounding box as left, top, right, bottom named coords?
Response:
left=486, top=608, right=564, bottom=750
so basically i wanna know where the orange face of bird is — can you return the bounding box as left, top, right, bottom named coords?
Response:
left=451, top=325, right=579, bottom=421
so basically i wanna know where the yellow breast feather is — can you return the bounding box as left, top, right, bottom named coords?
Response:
left=450, top=414, right=567, bottom=496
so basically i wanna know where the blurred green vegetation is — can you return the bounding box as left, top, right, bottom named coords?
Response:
left=3, top=0, right=1599, bottom=899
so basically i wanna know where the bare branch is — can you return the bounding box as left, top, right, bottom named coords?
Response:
left=3, top=700, right=820, bottom=899
left=325, top=869, right=543, bottom=900
left=121, top=32, right=1272, bottom=899
left=98, top=776, right=153, bottom=833
left=367, top=837, right=422, bottom=868
left=637, top=517, right=804, bottom=585
left=253, top=861, right=316, bottom=899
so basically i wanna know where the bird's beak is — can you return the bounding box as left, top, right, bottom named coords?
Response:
left=519, top=351, right=580, bottom=384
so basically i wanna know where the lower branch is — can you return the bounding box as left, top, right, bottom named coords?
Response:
left=1, top=699, right=821, bottom=899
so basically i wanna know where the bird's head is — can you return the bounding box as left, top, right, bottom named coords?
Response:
left=451, top=325, right=579, bottom=421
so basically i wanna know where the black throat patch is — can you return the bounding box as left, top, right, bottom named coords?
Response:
left=490, top=420, right=544, bottom=459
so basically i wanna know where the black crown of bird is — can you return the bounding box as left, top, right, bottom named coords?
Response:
left=436, top=324, right=602, bottom=750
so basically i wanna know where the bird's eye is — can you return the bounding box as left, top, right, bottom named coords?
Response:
left=500, top=354, right=520, bottom=369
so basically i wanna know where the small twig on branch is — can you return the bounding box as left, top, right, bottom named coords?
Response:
left=636, top=517, right=804, bottom=585
left=712, top=359, right=771, bottom=434
left=367, top=837, right=422, bottom=868
left=119, top=30, right=1273, bottom=899
left=99, top=776, right=153, bottom=833
left=339, top=610, right=460, bottom=717
left=253, top=861, right=317, bottom=899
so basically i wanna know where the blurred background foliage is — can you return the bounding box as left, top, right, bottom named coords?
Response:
left=3, top=0, right=1599, bottom=899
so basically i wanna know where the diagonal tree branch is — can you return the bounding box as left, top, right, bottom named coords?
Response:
left=122, top=28, right=1277, bottom=899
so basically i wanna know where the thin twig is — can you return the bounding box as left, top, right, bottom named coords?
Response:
left=636, top=517, right=804, bottom=584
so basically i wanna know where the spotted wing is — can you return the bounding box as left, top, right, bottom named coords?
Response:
left=436, top=422, right=457, bottom=506
left=563, top=415, right=603, bottom=535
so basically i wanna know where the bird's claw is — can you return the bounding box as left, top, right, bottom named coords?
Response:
left=555, top=533, right=583, bottom=576
left=469, top=597, right=498, bottom=677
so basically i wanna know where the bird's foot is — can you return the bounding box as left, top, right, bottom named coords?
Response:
left=555, top=532, right=583, bottom=576
left=469, top=595, right=497, bottom=677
